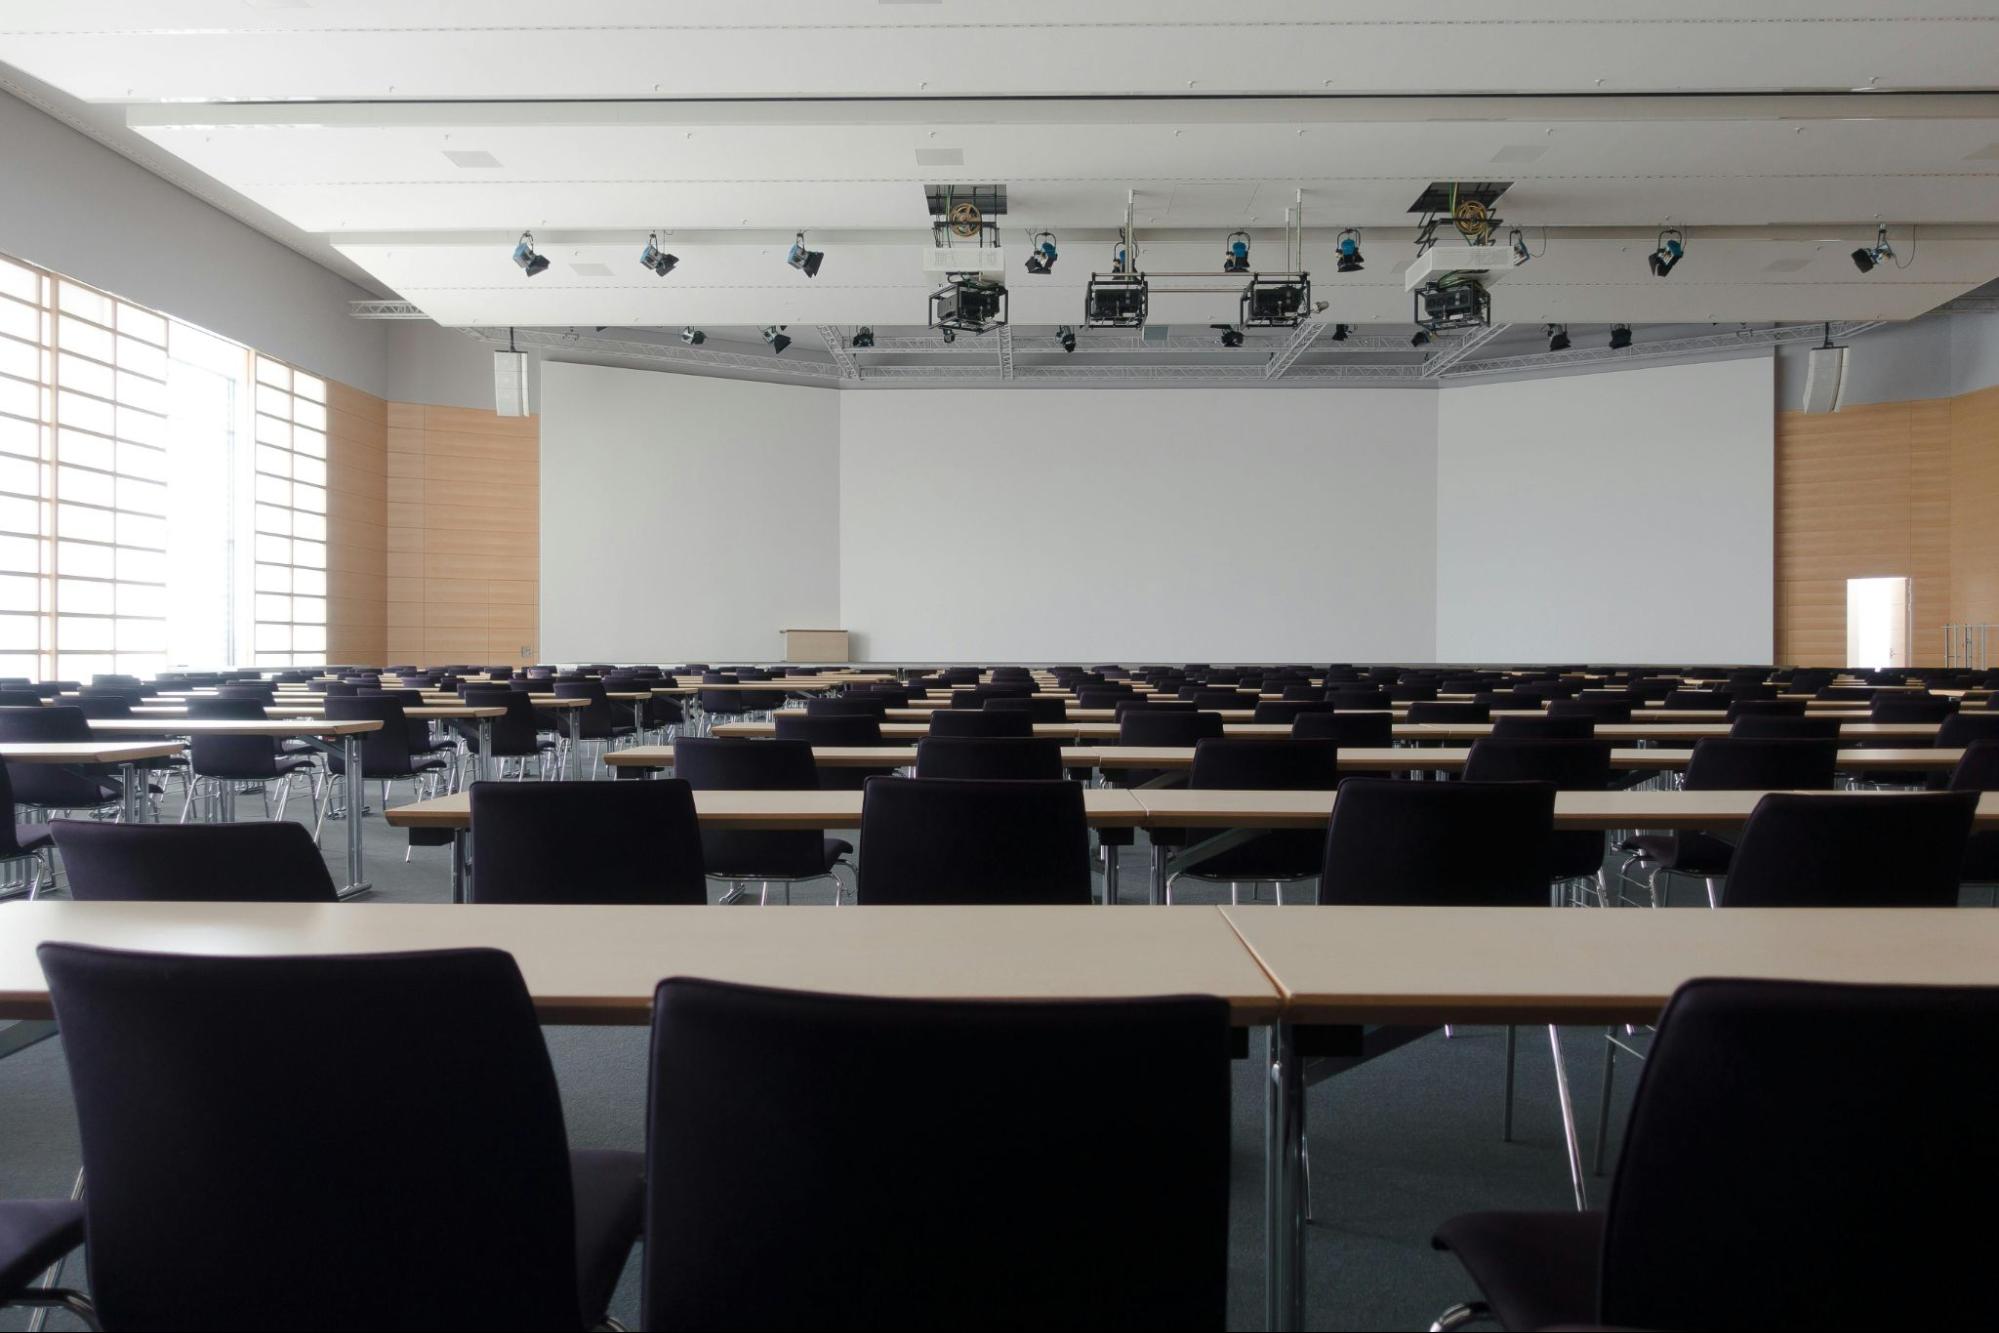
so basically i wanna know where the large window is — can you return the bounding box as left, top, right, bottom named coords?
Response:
left=0, top=249, right=330, bottom=677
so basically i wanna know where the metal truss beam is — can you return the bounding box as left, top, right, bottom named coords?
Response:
left=815, top=325, right=861, bottom=380
left=348, top=300, right=429, bottom=319
left=462, top=327, right=841, bottom=381
left=1264, top=321, right=1331, bottom=379
left=1443, top=320, right=1884, bottom=377
left=1421, top=323, right=1511, bottom=376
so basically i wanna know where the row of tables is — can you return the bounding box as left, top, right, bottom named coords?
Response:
left=0, top=897, right=1989, bottom=1329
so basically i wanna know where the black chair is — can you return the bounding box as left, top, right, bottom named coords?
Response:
left=1318, top=779, right=1587, bottom=1207
left=1720, top=791, right=1976, bottom=907
left=913, top=737, right=1066, bottom=781
left=1617, top=737, right=1839, bottom=908
left=1462, top=738, right=1615, bottom=895
left=321, top=694, right=449, bottom=832
left=1870, top=693, right=1958, bottom=723
left=1724, top=698, right=1807, bottom=721
left=802, top=696, right=888, bottom=719
left=986, top=695, right=1068, bottom=722
left=1951, top=740, right=1999, bottom=886
left=1292, top=711, right=1394, bottom=746
left=927, top=709, right=1033, bottom=738
left=1167, top=739, right=1339, bottom=905
left=182, top=695, right=317, bottom=823
left=0, top=760, right=55, bottom=899
left=1547, top=699, right=1632, bottom=724
left=1491, top=714, right=1594, bottom=739
left=50, top=819, right=338, bottom=902
left=1660, top=690, right=1723, bottom=711
left=1406, top=701, right=1492, bottom=725
left=1435, top=977, right=1999, bottom=1332
left=673, top=737, right=850, bottom=904
left=551, top=680, right=635, bottom=776
left=0, top=1196, right=87, bottom=1324
left=0, top=706, right=124, bottom=816
left=453, top=686, right=558, bottom=778
left=1728, top=714, right=1842, bottom=739
left=772, top=713, right=897, bottom=790
left=855, top=777, right=1090, bottom=905
left=1251, top=700, right=1330, bottom=724
left=1327, top=687, right=1394, bottom=710
left=469, top=780, right=706, bottom=904
left=645, top=979, right=1228, bottom=1327
left=39, top=944, right=641, bottom=1330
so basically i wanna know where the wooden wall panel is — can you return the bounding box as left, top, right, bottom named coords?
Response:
left=383, top=404, right=539, bottom=667
left=324, top=382, right=388, bottom=665
left=1777, top=384, right=1999, bottom=668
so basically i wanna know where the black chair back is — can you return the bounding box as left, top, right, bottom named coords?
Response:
left=0, top=706, right=117, bottom=809
left=1870, top=694, right=1958, bottom=723
left=469, top=780, right=706, bottom=904
left=927, top=709, right=1033, bottom=738
left=1547, top=698, right=1633, bottom=723
left=1724, top=698, right=1808, bottom=721
left=855, top=777, right=1089, bottom=905
left=323, top=695, right=425, bottom=777
left=772, top=713, right=885, bottom=747
left=1728, top=714, right=1841, bottom=739
left=1291, top=711, right=1393, bottom=746
left=1320, top=779, right=1557, bottom=905
left=1118, top=709, right=1224, bottom=747
left=1683, top=737, right=1838, bottom=790
left=913, top=737, right=1065, bottom=781
left=643, top=978, right=1229, bottom=1330
left=1491, top=714, right=1594, bottom=739
left=802, top=697, right=887, bottom=719
left=672, top=737, right=830, bottom=879
left=1464, top=738, right=1615, bottom=880
left=50, top=819, right=337, bottom=902
left=1405, top=701, right=1491, bottom=725
left=1182, top=739, right=1340, bottom=882
left=1600, top=978, right=1999, bottom=1329
left=39, top=944, right=588, bottom=1329
left=985, top=695, right=1068, bottom=722
left=1720, top=792, right=1976, bottom=907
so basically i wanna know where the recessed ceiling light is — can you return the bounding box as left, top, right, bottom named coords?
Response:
left=913, top=147, right=964, bottom=167
left=442, top=149, right=502, bottom=169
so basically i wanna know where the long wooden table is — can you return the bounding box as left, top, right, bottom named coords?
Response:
left=712, top=719, right=1951, bottom=743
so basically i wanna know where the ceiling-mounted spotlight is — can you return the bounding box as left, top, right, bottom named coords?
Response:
left=1852, top=224, right=1895, bottom=274
left=511, top=231, right=549, bottom=277
left=762, top=325, right=791, bottom=355
left=1410, top=328, right=1432, bottom=348
left=679, top=327, right=706, bottom=346
left=1023, top=230, right=1058, bottom=275
left=1222, top=230, right=1251, bottom=274
left=786, top=231, right=823, bottom=278
left=1609, top=324, right=1633, bottom=350
left=849, top=326, right=875, bottom=349
left=1335, top=228, right=1364, bottom=274
left=1214, top=324, right=1246, bottom=348
left=1509, top=228, right=1532, bottom=266
left=1648, top=228, right=1685, bottom=278
left=1056, top=324, right=1076, bottom=353
left=1546, top=323, right=1570, bottom=352
left=1330, top=323, right=1350, bottom=342
left=639, top=232, right=679, bottom=278
left=940, top=326, right=957, bottom=344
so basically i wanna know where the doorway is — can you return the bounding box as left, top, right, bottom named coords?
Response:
left=1846, top=576, right=1911, bottom=670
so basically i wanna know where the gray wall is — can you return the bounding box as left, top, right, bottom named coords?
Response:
left=0, top=88, right=389, bottom=394
left=384, top=320, right=524, bottom=412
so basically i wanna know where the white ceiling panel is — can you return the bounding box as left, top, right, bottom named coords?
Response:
left=5, top=2, right=1997, bottom=99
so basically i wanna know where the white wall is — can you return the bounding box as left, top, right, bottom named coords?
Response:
left=1436, top=357, right=1775, bottom=663
left=0, top=89, right=388, bottom=395
left=839, top=390, right=1439, bottom=661
left=539, top=361, right=841, bottom=661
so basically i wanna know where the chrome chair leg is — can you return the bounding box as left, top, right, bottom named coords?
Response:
left=1502, top=1024, right=1517, bottom=1142
left=1549, top=1025, right=1588, bottom=1210
left=1430, top=1301, right=1492, bottom=1332
left=1593, top=1026, right=1618, bottom=1176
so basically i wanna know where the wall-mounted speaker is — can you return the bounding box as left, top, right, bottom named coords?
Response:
left=1800, top=343, right=1847, bottom=414
left=494, top=349, right=531, bottom=417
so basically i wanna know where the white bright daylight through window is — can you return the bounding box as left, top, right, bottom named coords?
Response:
left=0, top=248, right=328, bottom=677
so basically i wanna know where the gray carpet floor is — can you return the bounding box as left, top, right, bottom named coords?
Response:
left=0, top=780, right=1656, bottom=1331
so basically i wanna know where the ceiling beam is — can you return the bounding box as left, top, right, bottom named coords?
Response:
left=1441, top=321, right=1885, bottom=377
left=1264, top=321, right=1331, bottom=379
left=815, top=325, right=861, bottom=380
left=1421, top=324, right=1513, bottom=377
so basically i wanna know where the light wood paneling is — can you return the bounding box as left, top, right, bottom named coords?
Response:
left=384, top=404, right=539, bottom=667
left=324, top=381, right=388, bottom=665
left=1778, top=384, right=1999, bottom=667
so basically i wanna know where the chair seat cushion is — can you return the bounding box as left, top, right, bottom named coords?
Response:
left=1431, top=1208, right=1602, bottom=1332
left=1617, top=830, right=1734, bottom=875
left=0, top=1198, right=85, bottom=1296
left=823, top=837, right=853, bottom=870
left=569, top=1148, right=643, bottom=1326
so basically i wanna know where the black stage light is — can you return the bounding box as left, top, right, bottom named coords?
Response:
left=1335, top=228, right=1364, bottom=274
left=762, top=325, right=791, bottom=355
left=786, top=232, right=823, bottom=278
left=511, top=231, right=549, bottom=277
left=1056, top=324, right=1076, bottom=353
left=1024, top=231, right=1058, bottom=275
left=850, top=327, right=875, bottom=349
left=1223, top=230, right=1250, bottom=273
left=679, top=327, right=706, bottom=346
left=1608, top=324, right=1633, bottom=350
left=1217, top=325, right=1245, bottom=348
left=1329, top=323, right=1350, bottom=342
left=1648, top=229, right=1684, bottom=278
left=1411, top=328, right=1432, bottom=347
left=639, top=232, right=678, bottom=277
left=1852, top=225, right=1894, bottom=274
left=1547, top=323, right=1570, bottom=352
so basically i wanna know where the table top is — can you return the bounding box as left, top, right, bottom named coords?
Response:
left=0, top=741, right=186, bottom=765
left=1222, top=905, right=1999, bottom=1025
left=0, top=901, right=1282, bottom=1025
left=131, top=704, right=505, bottom=721
left=384, top=786, right=1149, bottom=831
left=85, top=718, right=383, bottom=737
